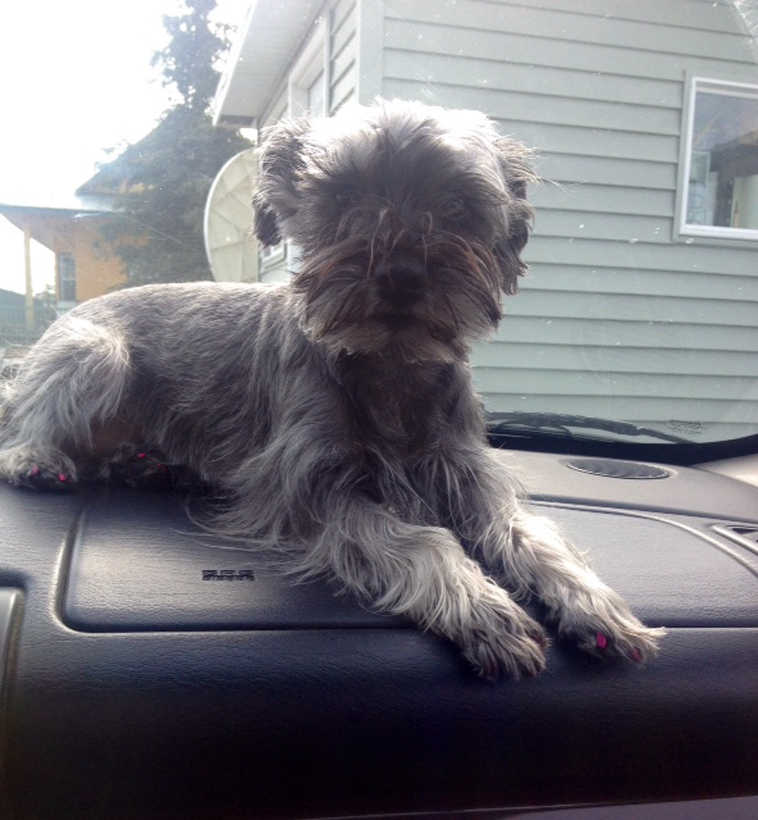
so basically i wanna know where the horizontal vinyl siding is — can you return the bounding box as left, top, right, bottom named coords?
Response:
left=475, top=369, right=758, bottom=403
left=475, top=343, right=758, bottom=377
left=526, top=237, right=756, bottom=276
left=382, top=0, right=758, bottom=441
left=491, top=317, right=758, bottom=353
left=518, top=266, right=758, bottom=302
left=384, top=78, right=683, bottom=135
left=385, top=0, right=753, bottom=61
left=490, top=0, right=747, bottom=33
left=383, top=13, right=755, bottom=81
left=385, top=52, right=685, bottom=109
left=508, top=290, right=758, bottom=327
left=530, top=186, right=676, bottom=218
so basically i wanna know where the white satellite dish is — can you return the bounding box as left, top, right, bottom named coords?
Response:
left=203, top=147, right=259, bottom=283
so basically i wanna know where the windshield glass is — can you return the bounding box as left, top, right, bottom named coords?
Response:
left=0, top=0, right=756, bottom=448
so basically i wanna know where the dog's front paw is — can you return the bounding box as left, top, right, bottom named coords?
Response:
left=581, top=620, right=665, bottom=665
left=461, top=604, right=549, bottom=681
left=559, top=591, right=665, bottom=665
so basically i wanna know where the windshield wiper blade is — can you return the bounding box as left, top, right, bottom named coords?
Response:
left=486, top=412, right=691, bottom=444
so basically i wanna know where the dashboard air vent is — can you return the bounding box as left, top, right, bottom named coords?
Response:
left=711, top=524, right=758, bottom=557
left=563, top=458, right=671, bottom=480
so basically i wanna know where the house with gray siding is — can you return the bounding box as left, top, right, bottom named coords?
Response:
left=212, top=0, right=758, bottom=441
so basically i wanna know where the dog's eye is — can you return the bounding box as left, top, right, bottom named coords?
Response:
left=441, top=197, right=466, bottom=220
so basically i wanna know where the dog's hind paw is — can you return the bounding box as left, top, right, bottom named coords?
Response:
left=0, top=448, right=78, bottom=491
left=102, top=444, right=206, bottom=491
left=22, top=465, right=77, bottom=491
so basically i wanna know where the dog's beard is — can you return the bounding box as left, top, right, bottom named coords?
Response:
left=293, top=234, right=503, bottom=363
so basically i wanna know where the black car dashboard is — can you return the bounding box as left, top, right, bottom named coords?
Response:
left=0, top=449, right=756, bottom=819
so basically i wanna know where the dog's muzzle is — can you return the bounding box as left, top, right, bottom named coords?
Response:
left=372, top=253, right=427, bottom=307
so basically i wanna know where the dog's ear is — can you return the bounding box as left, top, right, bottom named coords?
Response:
left=493, top=137, right=538, bottom=295
left=252, top=193, right=282, bottom=247
left=253, top=117, right=311, bottom=247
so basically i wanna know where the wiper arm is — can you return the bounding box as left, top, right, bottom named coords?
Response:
left=486, top=412, right=691, bottom=444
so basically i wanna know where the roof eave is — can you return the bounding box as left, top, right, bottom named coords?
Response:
left=212, top=0, right=322, bottom=126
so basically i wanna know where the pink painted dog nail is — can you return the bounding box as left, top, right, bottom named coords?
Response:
left=57, top=473, right=67, bottom=482
left=137, top=452, right=146, bottom=459
left=630, top=648, right=643, bottom=663
left=596, top=632, right=608, bottom=650
left=29, top=465, right=40, bottom=477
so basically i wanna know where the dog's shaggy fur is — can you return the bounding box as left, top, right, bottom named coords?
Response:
left=0, top=100, right=663, bottom=678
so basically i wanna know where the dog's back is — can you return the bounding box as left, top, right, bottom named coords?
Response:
left=0, top=281, right=301, bottom=485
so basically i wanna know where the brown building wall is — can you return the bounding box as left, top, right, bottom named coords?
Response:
left=67, top=218, right=127, bottom=302
left=1, top=207, right=135, bottom=304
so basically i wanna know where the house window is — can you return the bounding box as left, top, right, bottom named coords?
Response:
left=288, top=18, right=328, bottom=118
left=307, top=69, right=325, bottom=117
left=679, top=77, right=758, bottom=241
left=58, top=253, right=76, bottom=302
left=259, top=18, right=329, bottom=277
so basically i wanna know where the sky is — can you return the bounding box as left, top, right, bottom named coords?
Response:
left=0, top=0, right=250, bottom=295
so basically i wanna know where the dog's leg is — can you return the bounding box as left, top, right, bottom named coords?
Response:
left=0, top=317, right=130, bottom=488
left=299, top=493, right=549, bottom=680
left=503, top=507, right=665, bottom=662
left=451, top=448, right=665, bottom=663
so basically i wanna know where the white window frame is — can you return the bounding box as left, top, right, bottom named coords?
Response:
left=259, top=17, right=331, bottom=278
left=677, top=76, right=758, bottom=243
left=288, top=17, right=329, bottom=118
left=259, top=235, right=286, bottom=270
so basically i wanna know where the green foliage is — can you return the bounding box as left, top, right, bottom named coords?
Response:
left=90, top=0, right=251, bottom=286
left=152, top=0, right=230, bottom=112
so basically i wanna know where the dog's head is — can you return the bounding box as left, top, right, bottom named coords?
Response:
left=253, top=99, right=537, bottom=362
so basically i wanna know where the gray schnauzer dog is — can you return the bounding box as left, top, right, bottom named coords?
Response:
left=0, top=100, right=664, bottom=679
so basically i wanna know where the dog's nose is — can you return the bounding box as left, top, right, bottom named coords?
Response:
left=374, top=260, right=427, bottom=305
